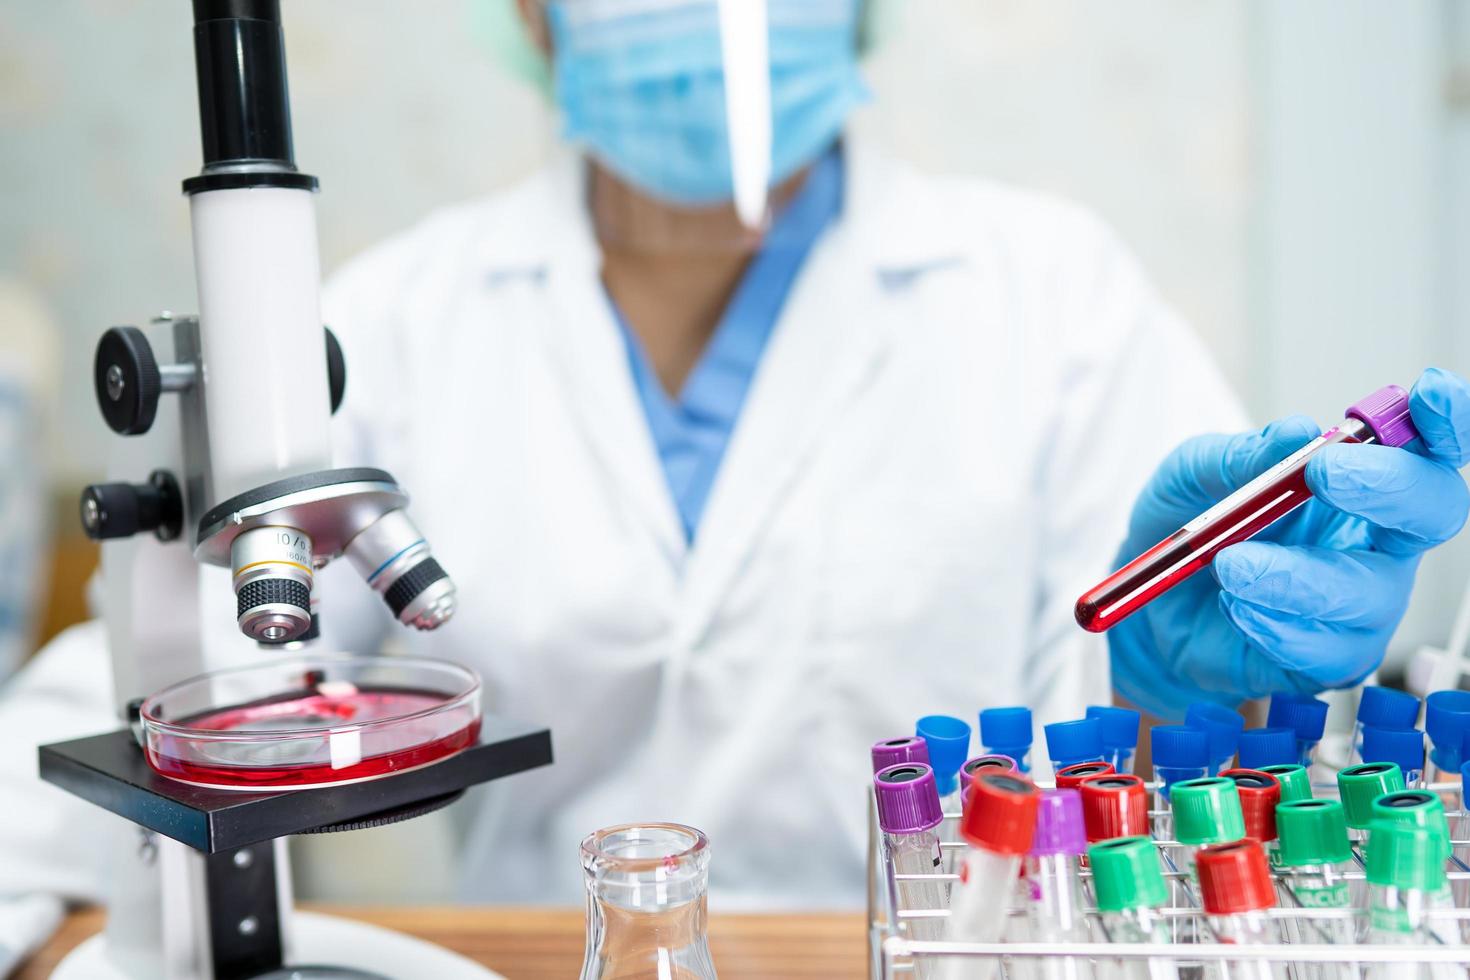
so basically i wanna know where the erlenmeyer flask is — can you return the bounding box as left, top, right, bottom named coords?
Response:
left=579, top=822, right=718, bottom=980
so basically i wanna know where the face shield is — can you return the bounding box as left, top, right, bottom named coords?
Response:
left=530, top=0, right=868, bottom=251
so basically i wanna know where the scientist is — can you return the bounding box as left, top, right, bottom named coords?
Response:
left=6, top=0, right=1470, bottom=916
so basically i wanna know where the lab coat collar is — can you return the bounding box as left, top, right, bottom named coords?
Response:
left=470, top=142, right=971, bottom=283
left=471, top=143, right=965, bottom=638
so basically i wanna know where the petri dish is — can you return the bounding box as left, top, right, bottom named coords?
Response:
left=139, top=654, right=481, bottom=791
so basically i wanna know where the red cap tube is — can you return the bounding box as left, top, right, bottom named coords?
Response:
left=1078, top=773, right=1149, bottom=842
left=961, top=772, right=1041, bottom=855
left=1221, top=768, right=1281, bottom=844
left=1197, top=840, right=1276, bottom=915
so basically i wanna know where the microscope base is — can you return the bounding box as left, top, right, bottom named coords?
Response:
left=49, top=910, right=504, bottom=980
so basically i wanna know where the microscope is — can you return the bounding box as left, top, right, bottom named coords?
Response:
left=37, top=2, right=552, bottom=977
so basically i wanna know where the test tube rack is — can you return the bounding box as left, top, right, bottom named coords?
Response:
left=868, top=780, right=1470, bottom=979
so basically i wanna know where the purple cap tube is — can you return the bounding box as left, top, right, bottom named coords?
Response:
left=960, top=754, right=1019, bottom=800
left=872, top=735, right=931, bottom=774
left=875, top=763, right=945, bottom=835
left=1345, top=385, right=1419, bottom=448
left=1030, top=789, right=1087, bottom=856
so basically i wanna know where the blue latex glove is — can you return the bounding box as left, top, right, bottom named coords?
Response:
left=1111, top=368, right=1470, bottom=718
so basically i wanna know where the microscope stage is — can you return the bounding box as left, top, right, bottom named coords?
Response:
left=39, top=716, right=552, bottom=853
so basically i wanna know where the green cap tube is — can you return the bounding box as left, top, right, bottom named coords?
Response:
left=1258, top=764, right=1311, bottom=803
left=1275, top=799, right=1352, bottom=867
left=1369, top=790, right=1452, bottom=860
left=1366, top=822, right=1446, bottom=893
left=1171, top=777, right=1246, bottom=845
left=1088, top=835, right=1169, bottom=912
left=1337, top=762, right=1405, bottom=830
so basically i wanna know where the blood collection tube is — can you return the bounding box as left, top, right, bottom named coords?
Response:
left=959, top=754, right=1018, bottom=865
left=1086, top=706, right=1141, bottom=774
left=980, top=706, right=1033, bottom=774
left=1186, top=702, right=1245, bottom=774
left=960, top=755, right=1018, bottom=810
left=873, top=735, right=930, bottom=774
left=1338, top=762, right=1406, bottom=844
left=874, top=763, right=948, bottom=944
left=1236, top=728, right=1297, bottom=771
left=1423, top=690, right=1470, bottom=784
left=1221, top=769, right=1280, bottom=865
left=1075, top=384, right=1420, bottom=633
left=916, top=716, right=971, bottom=803
left=1257, top=764, right=1311, bottom=804
left=1015, top=790, right=1090, bottom=980
left=1043, top=718, right=1104, bottom=774
left=1369, top=792, right=1453, bottom=880
left=1089, top=836, right=1176, bottom=980
left=1079, top=774, right=1150, bottom=844
left=1170, top=777, right=1245, bottom=880
left=1273, top=800, right=1355, bottom=930
left=1196, top=840, right=1283, bottom=980
left=1055, top=760, right=1113, bottom=790
left=916, top=714, right=971, bottom=856
left=1365, top=822, right=1458, bottom=968
left=1353, top=686, right=1420, bottom=764
left=1150, top=725, right=1209, bottom=811
left=942, top=773, right=1040, bottom=980
left=1360, top=726, right=1426, bottom=788
left=1267, top=694, right=1328, bottom=771
left=1459, top=760, right=1470, bottom=906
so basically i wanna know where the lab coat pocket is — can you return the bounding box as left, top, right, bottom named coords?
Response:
left=815, top=487, right=1029, bottom=696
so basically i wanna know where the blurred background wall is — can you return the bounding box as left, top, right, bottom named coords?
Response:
left=1, top=0, right=1467, bottom=672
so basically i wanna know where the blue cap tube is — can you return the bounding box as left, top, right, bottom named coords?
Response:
left=1357, top=686, right=1421, bottom=729
left=1043, top=718, right=1104, bottom=770
left=1150, top=725, right=1208, bottom=802
left=1184, top=702, right=1245, bottom=773
left=1267, top=694, right=1329, bottom=767
left=1236, top=727, right=1297, bottom=770
left=916, top=715, right=972, bottom=799
left=1360, top=726, right=1426, bottom=784
left=980, top=706, right=1033, bottom=773
left=1424, top=691, right=1470, bottom=774
left=1086, top=706, right=1141, bottom=773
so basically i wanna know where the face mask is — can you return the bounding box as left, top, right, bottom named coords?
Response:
left=547, top=0, right=869, bottom=207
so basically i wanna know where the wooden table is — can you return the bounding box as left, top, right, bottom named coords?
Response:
left=16, top=905, right=867, bottom=979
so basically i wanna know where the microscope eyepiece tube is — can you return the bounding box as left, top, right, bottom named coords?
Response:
left=344, top=509, right=457, bottom=631
left=232, top=525, right=314, bottom=643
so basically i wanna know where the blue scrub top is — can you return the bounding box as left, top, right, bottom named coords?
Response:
left=609, top=147, right=845, bottom=541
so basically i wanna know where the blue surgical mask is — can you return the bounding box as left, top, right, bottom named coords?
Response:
left=547, top=0, right=869, bottom=206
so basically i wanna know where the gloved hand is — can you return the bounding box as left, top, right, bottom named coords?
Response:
left=1111, top=367, right=1470, bottom=718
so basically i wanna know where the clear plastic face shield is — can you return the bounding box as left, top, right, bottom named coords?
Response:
left=521, top=0, right=867, bottom=252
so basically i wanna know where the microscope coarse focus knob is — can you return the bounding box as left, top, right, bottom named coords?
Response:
left=94, top=326, right=161, bottom=435
left=80, top=471, right=183, bottom=542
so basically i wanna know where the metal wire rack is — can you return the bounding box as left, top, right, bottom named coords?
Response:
left=867, top=779, right=1470, bottom=978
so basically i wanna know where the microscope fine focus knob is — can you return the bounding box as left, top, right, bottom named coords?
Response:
left=94, top=326, right=161, bottom=435
left=80, top=471, right=184, bottom=542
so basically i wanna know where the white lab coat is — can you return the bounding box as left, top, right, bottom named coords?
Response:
left=0, top=146, right=1243, bottom=926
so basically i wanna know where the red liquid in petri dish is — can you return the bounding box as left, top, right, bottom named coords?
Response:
left=145, top=685, right=480, bottom=789
left=1075, top=426, right=1363, bottom=633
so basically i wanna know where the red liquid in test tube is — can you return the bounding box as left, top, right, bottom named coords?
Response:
left=1075, top=385, right=1420, bottom=633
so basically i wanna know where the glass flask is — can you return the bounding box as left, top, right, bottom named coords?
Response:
left=580, top=822, right=718, bottom=980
